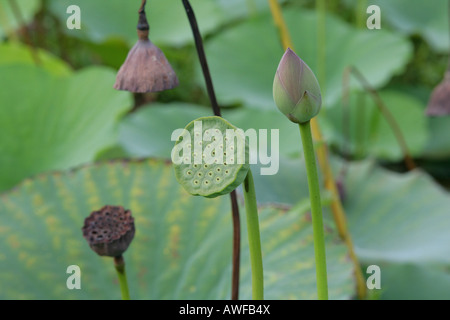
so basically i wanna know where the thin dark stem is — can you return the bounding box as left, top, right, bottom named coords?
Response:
left=181, top=0, right=221, bottom=117
left=137, top=0, right=149, bottom=31
left=350, top=66, right=417, bottom=170
left=229, top=191, right=241, bottom=300
left=181, top=0, right=240, bottom=300
left=139, top=0, right=147, bottom=13
left=7, top=0, right=40, bottom=65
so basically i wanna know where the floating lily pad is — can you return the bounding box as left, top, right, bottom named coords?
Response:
left=0, top=159, right=355, bottom=299
left=0, top=64, right=132, bottom=192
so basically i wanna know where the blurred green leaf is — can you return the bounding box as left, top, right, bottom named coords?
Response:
left=0, top=159, right=355, bottom=299
left=374, top=263, right=450, bottom=300
left=256, top=155, right=450, bottom=264
left=377, top=0, right=449, bottom=53
left=322, top=90, right=428, bottom=162
left=119, top=102, right=209, bottom=159
left=0, top=65, right=132, bottom=192
left=202, top=8, right=412, bottom=109
left=0, top=42, right=72, bottom=76
left=49, top=0, right=227, bottom=47
left=118, top=102, right=301, bottom=160
left=422, top=116, right=450, bottom=160
left=0, top=0, right=40, bottom=38
left=345, top=160, right=450, bottom=265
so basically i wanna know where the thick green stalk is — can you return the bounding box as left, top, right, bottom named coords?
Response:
left=242, top=169, right=264, bottom=300
left=298, top=121, right=328, bottom=300
left=114, top=255, right=130, bottom=300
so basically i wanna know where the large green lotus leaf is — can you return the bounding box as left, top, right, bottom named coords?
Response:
left=422, top=116, right=450, bottom=160
left=257, top=156, right=450, bottom=264
left=249, top=155, right=450, bottom=298
left=202, top=8, right=412, bottom=109
left=343, top=160, right=450, bottom=265
left=0, top=65, right=132, bottom=192
left=0, top=159, right=355, bottom=299
left=373, top=263, right=450, bottom=300
left=321, top=90, right=428, bottom=162
left=0, top=0, right=40, bottom=38
left=118, top=102, right=301, bottom=160
left=376, top=0, right=449, bottom=53
left=118, top=103, right=209, bottom=159
left=0, top=42, right=72, bottom=76
left=49, top=0, right=227, bottom=47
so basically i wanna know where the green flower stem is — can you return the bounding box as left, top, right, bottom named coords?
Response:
left=242, top=169, right=264, bottom=300
left=298, top=121, right=328, bottom=300
left=114, top=255, right=130, bottom=300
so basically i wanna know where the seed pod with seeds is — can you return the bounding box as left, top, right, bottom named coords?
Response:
left=171, top=116, right=264, bottom=299
left=82, top=205, right=135, bottom=257
left=114, top=1, right=179, bottom=93
left=172, top=116, right=250, bottom=198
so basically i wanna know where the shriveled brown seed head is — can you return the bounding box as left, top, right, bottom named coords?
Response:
left=82, top=205, right=135, bottom=257
left=114, top=38, right=179, bottom=93
left=113, top=1, right=178, bottom=93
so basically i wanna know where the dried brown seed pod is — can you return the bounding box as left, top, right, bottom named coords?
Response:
left=82, top=205, right=135, bottom=257
left=113, top=2, right=179, bottom=93
left=426, top=71, right=450, bottom=117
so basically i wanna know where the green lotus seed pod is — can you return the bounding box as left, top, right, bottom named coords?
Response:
left=273, top=48, right=322, bottom=124
left=173, top=116, right=250, bottom=198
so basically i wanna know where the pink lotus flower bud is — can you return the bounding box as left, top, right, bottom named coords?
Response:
left=273, top=48, right=322, bottom=123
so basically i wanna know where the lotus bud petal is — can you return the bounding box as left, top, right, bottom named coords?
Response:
left=273, top=48, right=322, bottom=123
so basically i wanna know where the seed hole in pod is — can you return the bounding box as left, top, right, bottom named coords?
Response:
left=204, top=180, right=209, bottom=185
left=204, top=164, right=208, bottom=168
left=213, top=137, right=216, bottom=141
left=230, top=158, right=234, bottom=163
left=224, top=162, right=227, bottom=166
left=224, top=152, right=227, bottom=156
left=225, top=170, right=229, bottom=174
left=216, top=168, right=221, bottom=173
left=219, top=145, right=223, bottom=149
left=215, top=129, right=220, bottom=134
left=212, top=151, right=216, bottom=156
left=186, top=170, right=193, bottom=175
left=208, top=172, right=213, bottom=177
left=197, top=172, right=203, bottom=177
left=193, top=164, right=198, bottom=169
left=194, top=180, right=199, bottom=185
left=230, top=146, right=234, bottom=150
left=198, top=141, right=202, bottom=145
left=216, top=177, right=221, bottom=182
